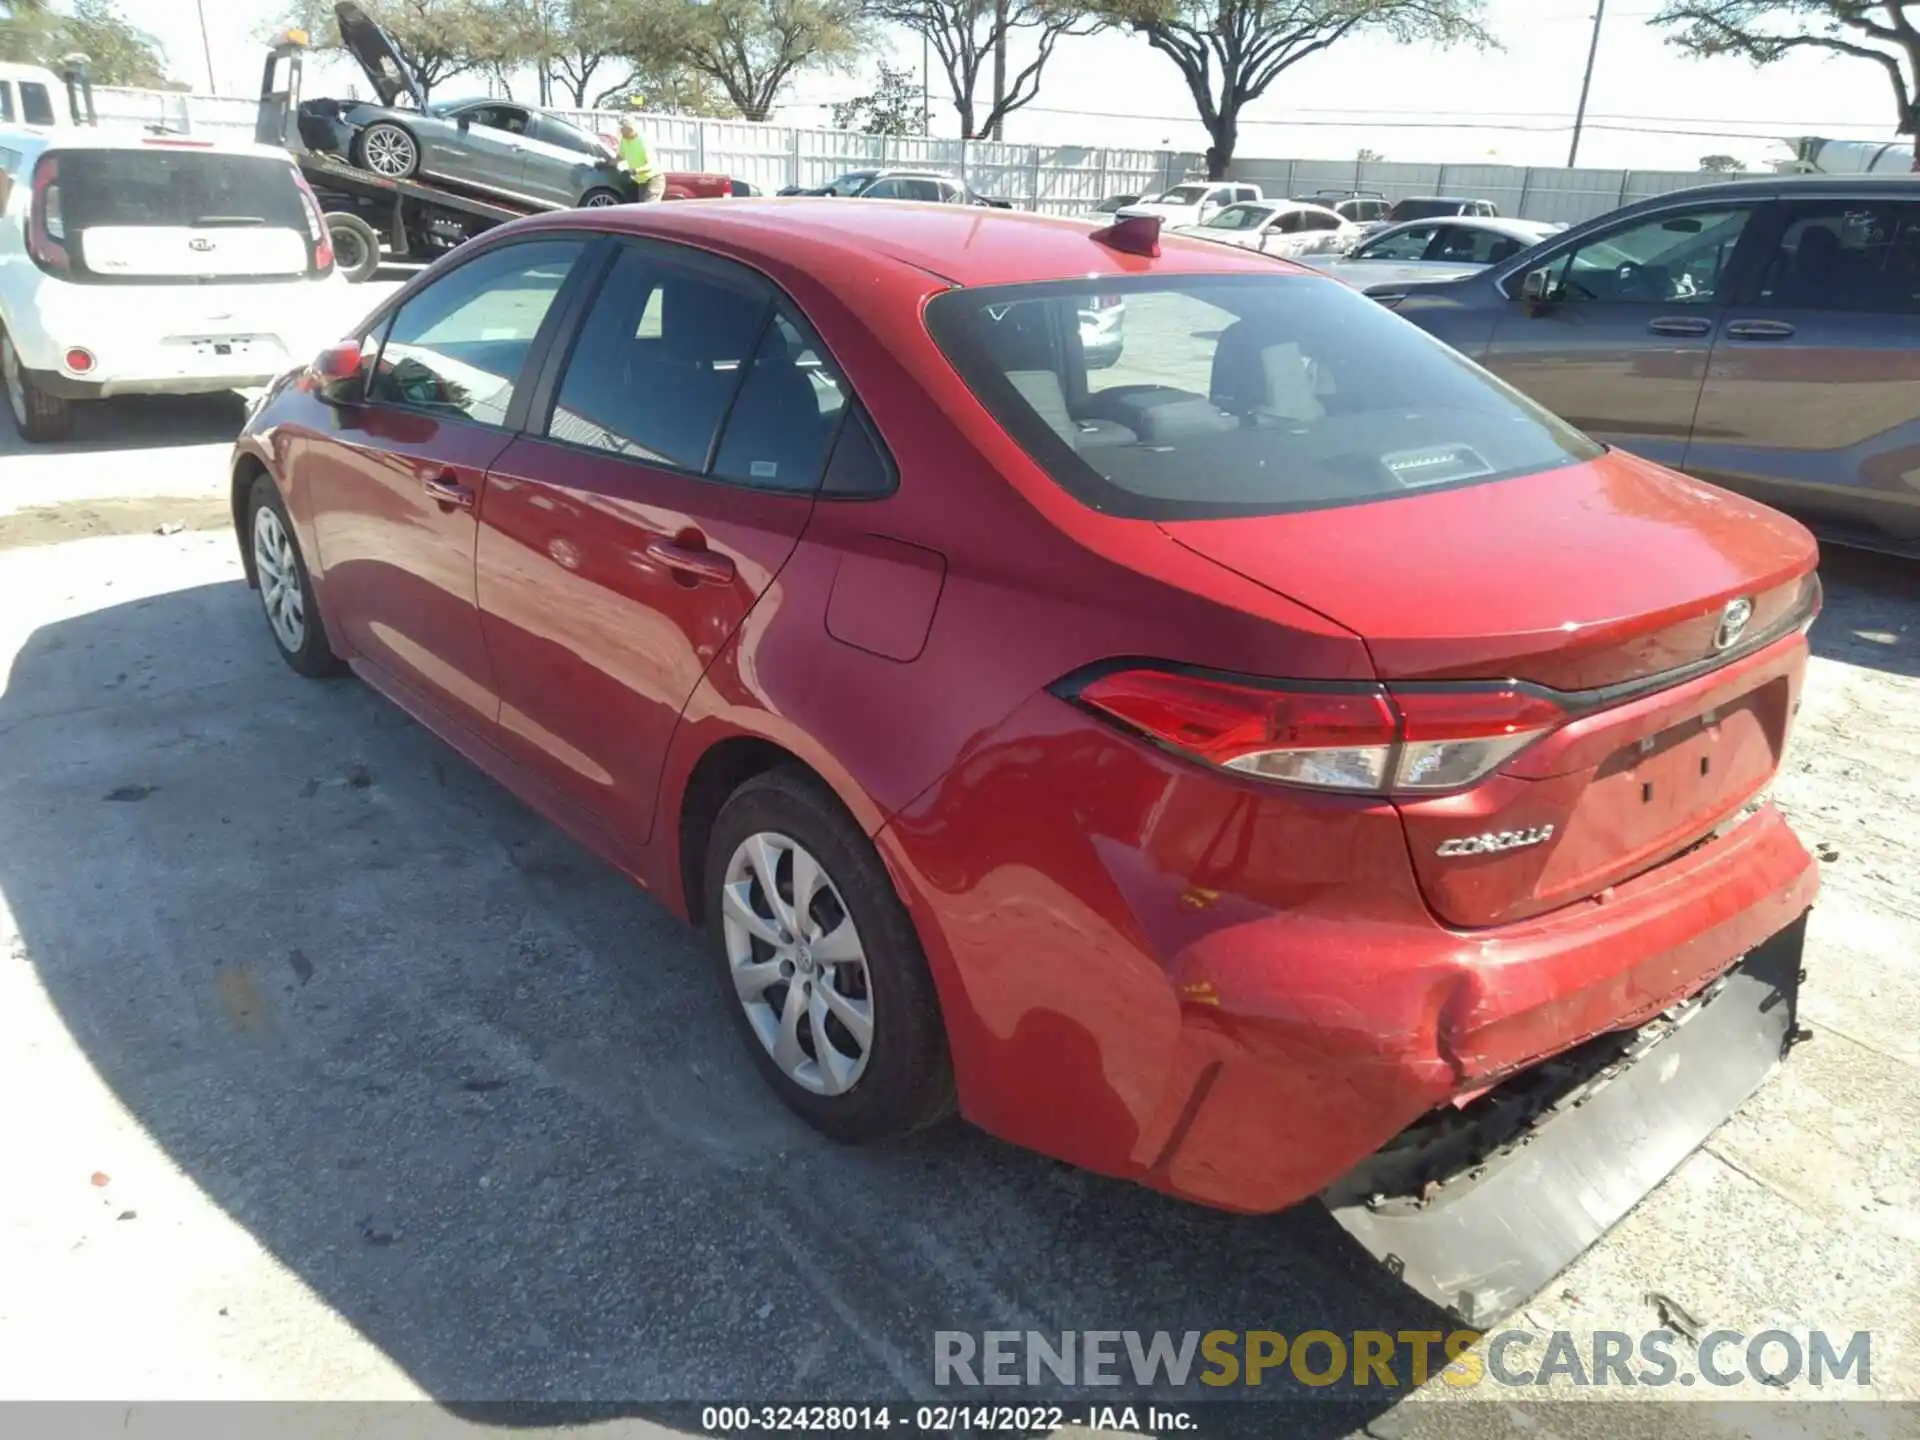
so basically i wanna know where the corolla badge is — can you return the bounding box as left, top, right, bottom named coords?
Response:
left=189, top=238, right=216, bottom=252
left=1435, top=824, right=1555, bottom=858
left=1714, top=596, right=1754, bottom=652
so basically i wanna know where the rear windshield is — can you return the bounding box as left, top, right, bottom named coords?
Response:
left=52, top=149, right=308, bottom=232
left=1388, top=199, right=1465, bottom=222
left=925, top=274, right=1600, bottom=520
left=1155, top=185, right=1210, bottom=204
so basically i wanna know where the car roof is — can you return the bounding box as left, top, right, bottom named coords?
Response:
left=0, top=126, right=295, bottom=161
left=519, top=199, right=1297, bottom=287
left=1396, top=196, right=1484, bottom=204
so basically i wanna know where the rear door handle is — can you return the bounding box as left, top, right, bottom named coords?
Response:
left=645, top=537, right=735, bottom=586
left=1724, top=319, right=1796, bottom=340
left=1648, top=316, right=1713, bottom=337
left=422, top=474, right=476, bottom=510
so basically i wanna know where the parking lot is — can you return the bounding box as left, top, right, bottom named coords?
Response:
left=0, top=290, right=1916, bottom=1435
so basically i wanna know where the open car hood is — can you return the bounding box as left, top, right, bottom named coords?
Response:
left=334, top=1, right=424, bottom=111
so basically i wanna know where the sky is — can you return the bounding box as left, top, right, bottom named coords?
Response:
left=119, top=0, right=1912, bottom=173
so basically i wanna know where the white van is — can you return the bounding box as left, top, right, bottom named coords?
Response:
left=0, top=128, right=353, bottom=441
left=0, top=62, right=75, bottom=129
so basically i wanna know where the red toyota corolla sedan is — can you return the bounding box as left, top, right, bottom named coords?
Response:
left=230, top=201, right=1820, bottom=1324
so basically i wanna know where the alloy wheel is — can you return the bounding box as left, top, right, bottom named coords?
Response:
left=721, top=831, right=874, bottom=1096
left=582, top=191, right=620, bottom=208
left=363, top=126, right=416, bottom=177
left=252, top=505, right=307, bottom=653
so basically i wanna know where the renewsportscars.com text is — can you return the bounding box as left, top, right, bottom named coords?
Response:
left=933, top=1329, right=1872, bottom=1390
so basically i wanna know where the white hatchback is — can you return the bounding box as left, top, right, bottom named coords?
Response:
left=0, top=129, right=353, bottom=441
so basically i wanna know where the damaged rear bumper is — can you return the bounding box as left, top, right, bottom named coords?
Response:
left=1323, top=913, right=1809, bottom=1327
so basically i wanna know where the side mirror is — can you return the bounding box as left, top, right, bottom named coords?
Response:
left=456, top=113, right=471, bottom=131
left=306, top=339, right=364, bottom=401
left=1520, top=268, right=1556, bottom=312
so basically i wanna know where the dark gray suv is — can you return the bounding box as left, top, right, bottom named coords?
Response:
left=1375, top=175, right=1920, bottom=556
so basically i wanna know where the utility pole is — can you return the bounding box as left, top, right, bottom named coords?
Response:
left=989, top=0, right=1006, bottom=141
left=922, top=30, right=930, bottom=135
left=195, top=0, right=217, bottom=94
left=1566, top=0, right=1606, bottom=167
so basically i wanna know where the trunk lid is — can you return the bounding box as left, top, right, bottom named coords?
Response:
left=1162, top=451, right=1819, bottom=927
left=78, top=225, right=309, bottom=279
left=334, top=1, right=425, bottom=111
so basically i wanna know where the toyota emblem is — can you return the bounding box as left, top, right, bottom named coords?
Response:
left=1713, top=596, right=1754, bottom=652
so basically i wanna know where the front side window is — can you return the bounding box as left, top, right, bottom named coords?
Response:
left=368, top=238, right=585, bottom=425
left=1754, top=199, right=1920, bottom=313
left=1526, top=206, right=1754, bottom=306
left=533, top=114, right=601, bottom=155
left=862, top=178, right=906, bottom=199
left=20, top=82, right=54, bottom=126
left=544, top=245, right=771, bottom=469
left=465, top=105, right=529, bottom=134
left=1358, top=224, right=1438, bottom=261
left=926, top=274, right=1599, bottom=521
left=821, top=171, right=876, bottom=196
left=1432, top=225, right=1522, bottom=264
left=0, top=85, right=15, bottom=123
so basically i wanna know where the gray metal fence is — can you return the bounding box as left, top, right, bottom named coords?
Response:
left=1229, top=157, right=1716, bottom=226
left=90, top=83, right=1717, bottom=224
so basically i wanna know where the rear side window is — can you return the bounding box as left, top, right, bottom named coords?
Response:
left=1754, top=199, right=1920, bottom=313
left=926, top=274, right=1600, bottom=521
left=544, top=245, right=771, bottom=469
left=0, top=86, right=14, bottom=123
left=712, top=311, right=850, bottom=490
left=20, top=82, right=54, bottom=126
left=369, top=238, right=586, bottom=426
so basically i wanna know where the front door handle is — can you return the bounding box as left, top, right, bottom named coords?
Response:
left=646, top=537, right=735, bottom=586
left=1648, top=316, right=1713, bottom=337
left=1725, top=319, right=1796, bottom=340
left=422, top=474, right=476, bottom=510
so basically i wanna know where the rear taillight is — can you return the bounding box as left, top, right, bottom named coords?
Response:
left=291, top=168, right=334, bottom=275
left=27, top=155, right=67, bottom=272
left=1067, top=667, right=1563, bottom=796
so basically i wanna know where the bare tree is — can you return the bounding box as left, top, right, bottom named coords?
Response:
left=673, top=0, right=870, bottom=121
left=1094, top=0, right=1493, bottom=178
left=1658, top=1, right=1920, bottom=167
left=874, top=0, right=1099, bottom=139
left=1699, top=151, right=1748, bottom=170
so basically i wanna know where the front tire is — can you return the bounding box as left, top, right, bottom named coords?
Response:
left=579, top=187, right=624, bottom=209
left=2, top=330, right=72, bottom=443
left=247, top=473, right=342, bottom=678
left=705, top=768, right=953, bottom=1143
left=355, top=121, right=419, bottom=180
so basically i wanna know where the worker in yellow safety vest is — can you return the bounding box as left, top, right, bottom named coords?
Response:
left=617, top=116, right=666, bottom=202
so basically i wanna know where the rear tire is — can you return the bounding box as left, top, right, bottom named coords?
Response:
left=247, top=473, right=343, bottom=678
left=326, top=211, right=383, bottom=282
left=2, top=330, right=72, bottom=443
left=354, top=121, right=419, bottom=180
left=704, top=768, right=954, bottom=1143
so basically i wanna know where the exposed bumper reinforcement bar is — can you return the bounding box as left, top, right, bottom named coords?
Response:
left=1323, top=913, right=1808, bottom=1327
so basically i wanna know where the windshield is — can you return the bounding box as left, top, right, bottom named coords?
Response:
left=925, top=274, right=1599, bottom=521
left=1095, top=195, right=1138, bottom=212
left=1388, top=199, right=1465, bottom=222
left=1154, top=185, right=1210, bottom=205
left=821, top=171, right=879, bottom=196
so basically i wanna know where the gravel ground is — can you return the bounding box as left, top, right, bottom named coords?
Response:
left=0, top=383, right=1913, bottom=1439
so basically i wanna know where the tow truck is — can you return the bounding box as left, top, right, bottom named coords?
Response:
left=253, top=25, right=746, bottom=282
